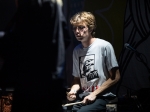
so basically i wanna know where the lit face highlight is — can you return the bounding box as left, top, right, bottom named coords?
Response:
left=72, top=23, right=92, bottom=42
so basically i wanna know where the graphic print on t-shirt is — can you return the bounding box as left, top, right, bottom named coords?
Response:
left=79, top=54, right=99, bottom=81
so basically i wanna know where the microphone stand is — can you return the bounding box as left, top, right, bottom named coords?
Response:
left=125, top=43, right=150, bottom=81
left=118, top=48, right=150, bottom=111
left=132, top=50, right=150, bottom=111
left=134, top=51, right=150, bottom=75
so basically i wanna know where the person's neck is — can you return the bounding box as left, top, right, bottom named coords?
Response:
left=82, top=37, right=96, bottom=48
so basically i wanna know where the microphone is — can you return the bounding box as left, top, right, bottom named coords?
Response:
left=124, top=43, right=137, bottom=52
left=0, top=31, right=5, bottom=38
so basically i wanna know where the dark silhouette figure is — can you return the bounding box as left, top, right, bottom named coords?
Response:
left=0, top=0, right=69, bottom=111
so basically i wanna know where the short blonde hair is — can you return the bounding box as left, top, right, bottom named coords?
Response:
left=70, top=11, right=96, bottom=36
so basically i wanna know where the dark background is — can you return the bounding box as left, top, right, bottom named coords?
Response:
left=0, top=0, right=150, bottom=111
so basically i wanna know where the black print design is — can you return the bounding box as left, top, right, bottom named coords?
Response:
left=79, top=54, right=99, bottom=81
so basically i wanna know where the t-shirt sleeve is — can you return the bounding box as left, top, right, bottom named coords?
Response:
left=72, top=49, right=80, bottom=77
left=105, top=43, right=119, bottom=71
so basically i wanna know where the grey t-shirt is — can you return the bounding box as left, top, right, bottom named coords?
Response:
left=72, top=38, right=118, bottom=96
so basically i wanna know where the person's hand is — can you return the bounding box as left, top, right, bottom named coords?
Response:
left=82, top=93, right=97, bottom=105
left=67, top=90, right=77, bottom=101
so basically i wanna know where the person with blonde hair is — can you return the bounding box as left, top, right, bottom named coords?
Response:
left=67, top=11, right=120, bottom=112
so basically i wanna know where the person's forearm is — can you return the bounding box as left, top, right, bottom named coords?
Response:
left=70, top=77, right=81, bottom=93
left=91, top=69, right=120, bottom=96
left=70, top=84, right=80, bottom=93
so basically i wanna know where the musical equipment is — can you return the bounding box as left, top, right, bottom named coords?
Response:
left=124, top=43, right=137, bottom=53
left=62, top=101, right=82, bottom=107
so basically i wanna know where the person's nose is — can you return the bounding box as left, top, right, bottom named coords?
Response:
left=75, top=27, right=80, bottom=32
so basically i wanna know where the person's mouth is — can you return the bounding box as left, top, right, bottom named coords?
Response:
left=76, top=36, right=82, bottom=38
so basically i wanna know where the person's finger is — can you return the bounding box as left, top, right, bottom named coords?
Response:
left=67, top=94, right=76, bottom=101
left=82, top=97, right=88, bottom=104
left=67, top=92, right=76, bottom=96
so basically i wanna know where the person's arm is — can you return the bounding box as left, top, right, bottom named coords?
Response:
left=70, top=77, right=80, bottom=92
left=92, top=67, right=120, bottom=96
left=67, top=77, right=81, bottom=101
left=82, top=67, right=120, bottom=104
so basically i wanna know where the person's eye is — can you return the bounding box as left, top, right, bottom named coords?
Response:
left=72, top=27, right=76, bottom=30
left=78, top=26, right=85, bottom=30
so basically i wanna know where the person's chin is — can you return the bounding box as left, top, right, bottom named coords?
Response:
left=76, top=37, right=83, bottom=41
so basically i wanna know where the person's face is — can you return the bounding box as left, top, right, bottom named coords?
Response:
left=72, top=22, right=92, bottom=42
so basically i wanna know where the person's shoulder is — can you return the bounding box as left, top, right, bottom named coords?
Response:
left=73, top=44, right=82, bottom=51
left=95, top=38, right=111, bottom=46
